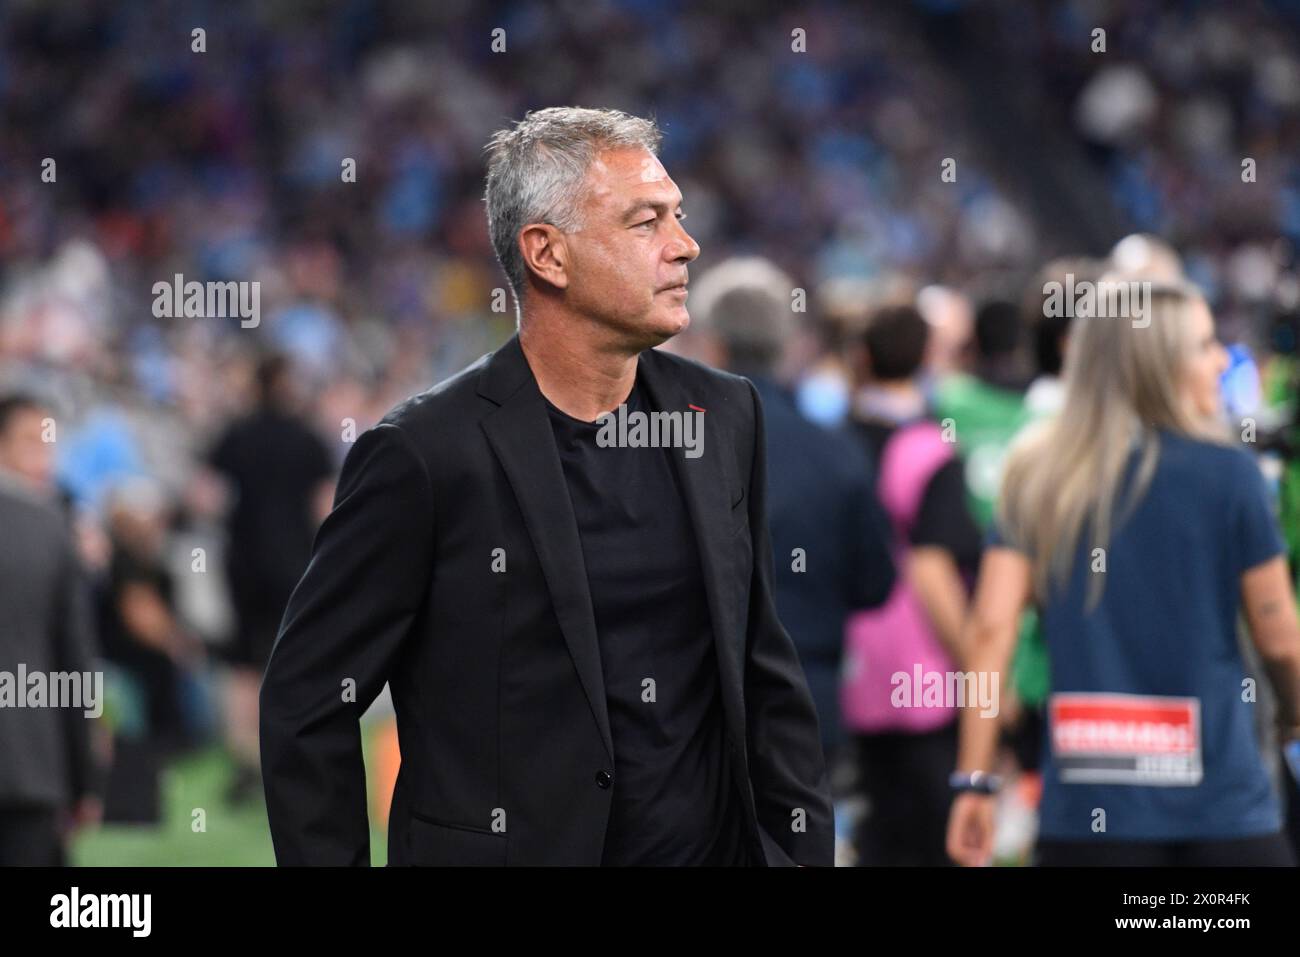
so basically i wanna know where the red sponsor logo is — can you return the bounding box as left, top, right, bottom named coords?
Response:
left=1051, top=693, right=1198, bottom=755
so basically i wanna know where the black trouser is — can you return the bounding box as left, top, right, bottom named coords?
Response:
left=0, top=804, right=64, bottom=866
left=852, top=721, right=957, bottom=866
left=1036, top=831, right=1296, bottom=866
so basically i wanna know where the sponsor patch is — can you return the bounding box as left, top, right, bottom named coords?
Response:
left=1049, top=692, right=1202, bottom=786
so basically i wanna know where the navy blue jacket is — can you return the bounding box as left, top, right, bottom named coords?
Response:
left=750, top=375, right=896, bottom=757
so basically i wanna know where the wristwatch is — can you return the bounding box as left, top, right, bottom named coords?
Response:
left=949, top=770, right=1003, bottom=795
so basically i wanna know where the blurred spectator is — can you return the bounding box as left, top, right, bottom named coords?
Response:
left=949, top=283, right=1300, bottom=867
left=0, top=392, right=56, bottom=491
left=917, top=284, right=976, bottom=384
left=206, top=354, right=334, bottom=803
left=1021, top=257, right=1103, bottom=417
left=933, top=300, right=1033, bottom=529
left=842, top=305, right=982, bottom=865
left=0, top=392, right=102, bottom=864
left=1110, top=233, right=1185, bottom=285
left=98, top=479, right=203, bottom=754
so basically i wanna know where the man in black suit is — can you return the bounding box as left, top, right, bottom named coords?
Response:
left=260, top=107, right=837, bottom=866
left=0, top=394, right=101, bottom=864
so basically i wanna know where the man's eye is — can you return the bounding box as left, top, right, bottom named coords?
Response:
left=634, top=219, right=656, bottom=229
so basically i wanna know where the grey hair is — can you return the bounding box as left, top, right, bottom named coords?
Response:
left=689, top=257, right=796, bottom=373
left=483, top=107, right=663, bottom=312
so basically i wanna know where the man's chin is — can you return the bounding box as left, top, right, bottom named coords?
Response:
left=647, top=306, right=691, bottom=343
left=605, top=306, right=689, bottom=352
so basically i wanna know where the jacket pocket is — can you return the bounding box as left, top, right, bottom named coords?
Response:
left=407, top=812, right=507, bottom=867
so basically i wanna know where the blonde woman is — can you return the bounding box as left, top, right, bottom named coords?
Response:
left=947, top=282, right=1300, bottom=866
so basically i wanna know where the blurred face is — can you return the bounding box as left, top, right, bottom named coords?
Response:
left=0, top=405, right=54, bottom=489
left=560, top=147, right=701, bottom=350
left=1180, top=299, right=1229, bottom=419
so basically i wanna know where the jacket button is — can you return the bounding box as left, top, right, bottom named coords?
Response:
left=595, top=770, right=614, bottom=789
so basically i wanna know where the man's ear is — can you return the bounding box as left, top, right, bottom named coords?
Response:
left=518, top=224, right=569, bottom=291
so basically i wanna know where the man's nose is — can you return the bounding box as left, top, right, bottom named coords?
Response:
left=668, top=220, right=701, bottom=263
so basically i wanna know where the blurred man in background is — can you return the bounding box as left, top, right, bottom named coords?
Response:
left=918, top=286, right=976, bottom=385
left=207, top=355, right=335, bottom=804
left=0, top=394, right=58, bottom=491
left=98, top=482, right=202, bottom=751
left=93, top=479, right=209, bottom=824
left=933, top=300, right=1033, bottom=530
left=1021, top=259, right=1098, bottom=419
left=0, top=393, right=102, bottom=864
left=842, top=307, right=983, bottom=865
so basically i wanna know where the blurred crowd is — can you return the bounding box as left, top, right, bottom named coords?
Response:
left=985, top=0, right=1300, bottom=330
left=3, top=0, right=1300, bottom=864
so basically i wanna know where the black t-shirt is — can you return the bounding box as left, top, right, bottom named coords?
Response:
left=852, top=419, right=983, bottom=575
left=544, top=373, right=749, bottom=866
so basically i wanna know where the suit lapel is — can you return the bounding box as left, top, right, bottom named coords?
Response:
left=479, top=334, right=614, bottom=763
left=637, top=349, right=747, bottom=741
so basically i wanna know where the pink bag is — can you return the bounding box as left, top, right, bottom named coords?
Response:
left=841, top=421, right=959, bottom=733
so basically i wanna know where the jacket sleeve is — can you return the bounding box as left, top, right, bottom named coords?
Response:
left=259, top=422, right=435, bottom=865
left=741, top=379, right=836, bottom=866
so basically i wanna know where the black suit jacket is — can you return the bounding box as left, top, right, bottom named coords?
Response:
left=259, top=332, right=835, bottom=866
left=0, top=477, right=98, bottom=809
